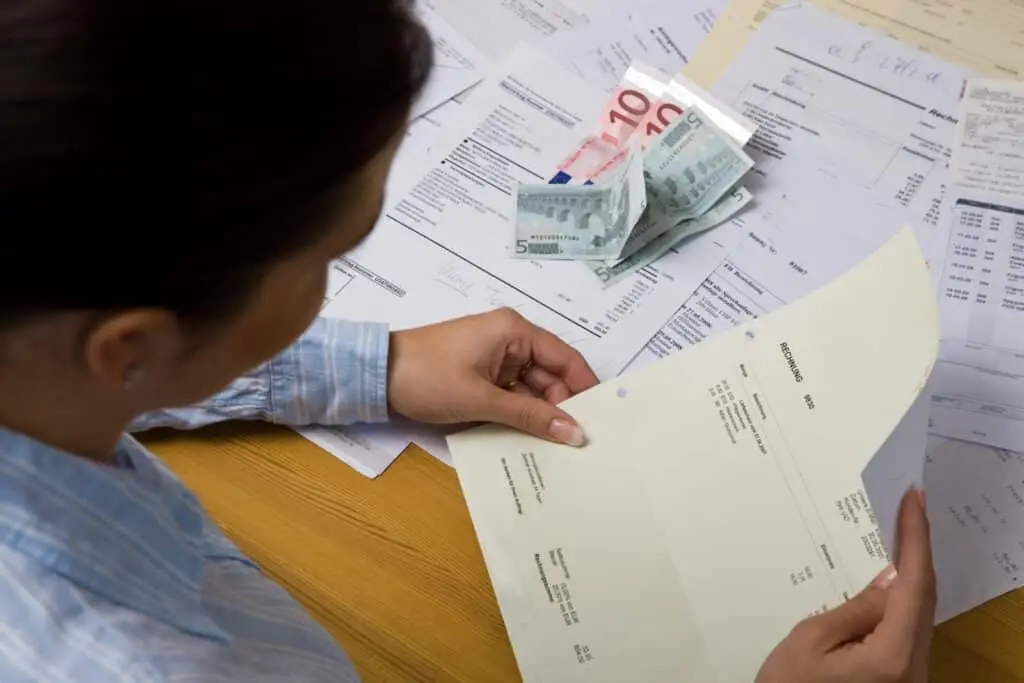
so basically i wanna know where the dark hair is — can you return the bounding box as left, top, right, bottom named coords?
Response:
left=0, top=0, right=431, bottom=325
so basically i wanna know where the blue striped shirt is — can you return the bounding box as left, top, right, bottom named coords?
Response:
left=0, top=317, right=389, bottom=682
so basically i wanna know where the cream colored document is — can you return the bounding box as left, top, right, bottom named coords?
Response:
left=450, top=228, right=939, bottom=682
left=685, top=0, right=1024, bottom=89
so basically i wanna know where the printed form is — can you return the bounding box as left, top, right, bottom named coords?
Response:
left=303, top=4, right=736, bottom=475
left=316, top=3, right=969, bottom=472
left=308, top=45, right=740, bottom=472
left=930, top=78, right=1024, bottom=451
left=669, top=3, right=1024, bottom=622
left=624, top=2, right=970, bottom=370
left=597, top=3, right=1024, bottom=624
left=421, top=0, right=585, bottom=61
left=542, top=0, right=728, bottom=92
left=450, top=229, right=939, bottom=683
left=322, top=43, right=735, bottom=379
left=926, top=434, right=1024, bottom=622
left=686, top=0, right=1024, bottom=88
left=424, top=0, right=726, bottom=63
left=411, top=5, right=491, bottom=119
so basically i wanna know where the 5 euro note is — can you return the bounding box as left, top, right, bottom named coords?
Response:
left=513, top=142, right=648, bottom=260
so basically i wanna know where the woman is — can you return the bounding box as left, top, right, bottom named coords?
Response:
left=0, top=0, right=935, bottom=680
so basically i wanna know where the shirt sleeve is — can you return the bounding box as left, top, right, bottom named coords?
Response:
left=128, top=318, right=390, bottom=432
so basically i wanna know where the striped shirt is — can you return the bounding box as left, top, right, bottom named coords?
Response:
left=0, top=317, right=389, bottom=682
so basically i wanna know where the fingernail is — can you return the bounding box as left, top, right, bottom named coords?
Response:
left=906, top=485, right=927, bottom=512
left=549, top=419, right=585, bottom=447
left=874, top=564, right=898, bottom=590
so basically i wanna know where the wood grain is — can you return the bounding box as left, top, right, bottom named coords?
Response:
left=145, top=424, right=1024, bottom=682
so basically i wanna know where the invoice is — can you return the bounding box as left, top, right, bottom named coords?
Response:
left=929, top=78, right=1024, bottom=451
left=623, top=152, right=916, bottom=370
left=686, top=0, right=1024, bottom=88
left=628, top=3, right=968, bottom=369
left=421, top=0, right=585, bottom=61
left=323, top=43, right=736, bottom=379
left=451, top=229, right=938, bottom=682
left=542, top=0, right=727, bottom=93
left=411, top=5, right=491, bottom=119
left=310, top=44, right=741, bottom=473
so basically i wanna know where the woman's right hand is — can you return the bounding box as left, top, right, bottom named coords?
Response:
left=756, top=488, right=936, bottom=683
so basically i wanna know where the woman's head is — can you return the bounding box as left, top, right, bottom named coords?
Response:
left=0, top=0, right=430, bottom=445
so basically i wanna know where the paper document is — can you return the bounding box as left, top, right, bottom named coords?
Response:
left=869, top=418, right=1024, bottom=624
left=321, top=44, right=735, bottom=380
left=625, top=4, right=966, bottom=370
left=926, top=435, right=1024, bottom=623
left=451, top=229, right=938, bottom=682
left=686, top=0, right=1024, bottom=90
left=929, top=78, right=1024, bottom=451
left=412, top=5, right=491, bottom=119
left=621, top=154, right=922, bottom=372
left=542, top=0, right=727, bottom=93
left=313, top=44, right=739, bottom=473
left=421, top=0, right=585, bottom=61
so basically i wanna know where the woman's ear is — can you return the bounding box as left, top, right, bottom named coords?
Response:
left=81, top=310, right=183, bottom=392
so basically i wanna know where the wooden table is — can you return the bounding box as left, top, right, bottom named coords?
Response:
left=145, top=424, right=1024, bottom=682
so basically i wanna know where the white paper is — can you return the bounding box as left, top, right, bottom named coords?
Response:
left=542, top=0, right=727, bottom=93
left=412, top=6, right=491, bottom=119
left=327, top=44, right=734, bottom=376
left=906, top=168, right=950, bottom=292
left=296, top=426, right=403, bottom=479
left=627, top=4, right=970, bottom=369
left=451, top=228, right=938, bottom=682
left=929, top=78, right=1024, bottom=451
left=310, top=0, right=732, bottom=474
left=421, top=0, right=586, bottom=61
left=622, top=146, right=940, bottom=373
left=606, top=2, right=1024, bottom=628
left=926, top=435, right=1024, bottom=623
left=862, top=377, right=933, bottom=560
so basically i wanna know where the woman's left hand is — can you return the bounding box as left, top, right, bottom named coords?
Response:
left=386, top=308, right=600, bottom=446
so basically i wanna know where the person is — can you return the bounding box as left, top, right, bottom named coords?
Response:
left=0, top=0, right=936, bottom=680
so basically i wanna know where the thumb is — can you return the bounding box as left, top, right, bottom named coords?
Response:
left=809, top=566, right=895, bottom=650
left=480, top=384, right=586, bottom=446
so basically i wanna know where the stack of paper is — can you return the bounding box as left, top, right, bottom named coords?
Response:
left=296, top=0, right=1024, bottom=673
left=310, top=3, right=740, bottom=474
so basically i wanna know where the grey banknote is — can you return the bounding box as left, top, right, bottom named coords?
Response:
left=587, top=186, right=753, bottom=288
left=513, top=143, right=647, bottom=260
left=614, top=108, right=754, bottom=263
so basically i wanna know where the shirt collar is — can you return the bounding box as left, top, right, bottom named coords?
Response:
left=0, top=428, right=228, bottom=641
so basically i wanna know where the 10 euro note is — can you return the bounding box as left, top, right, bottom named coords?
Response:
left=515, top=142, right=647, bottom=260
left=634, top=73, right=758, bottom=148
left=613, top=108, right=755, bottom=263
left=551, top=62, right=672, bottom=185
left=587, top=186, right=753, bottom=288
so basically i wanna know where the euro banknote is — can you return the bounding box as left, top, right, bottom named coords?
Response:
left=612, top=108, right=755, bottom=263
left=553, top=70, right=758, bottom=186
left=635, top=74, right=758, bottom=147
left=550, top=62, right=672, bottom=185
left=513, top=143, right=647, bottom=260
left=587, top=186, right=753, bottom=288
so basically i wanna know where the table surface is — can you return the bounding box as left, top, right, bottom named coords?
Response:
left=145, top=423, right=1024, bottom=682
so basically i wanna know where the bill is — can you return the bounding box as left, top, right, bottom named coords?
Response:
left=588, top=186, right=753, bottom=287
left=636, top=74, right=758, bottom=146
left=596, top=61, right=676, bottom=147
left=551, top=62, right=672, bottom=185
left=515, top=143, right=647, bottom=260
left=614, top=108, right=754, bottom=262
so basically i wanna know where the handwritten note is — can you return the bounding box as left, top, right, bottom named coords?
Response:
left=827, top=40, right=944, bottom=84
